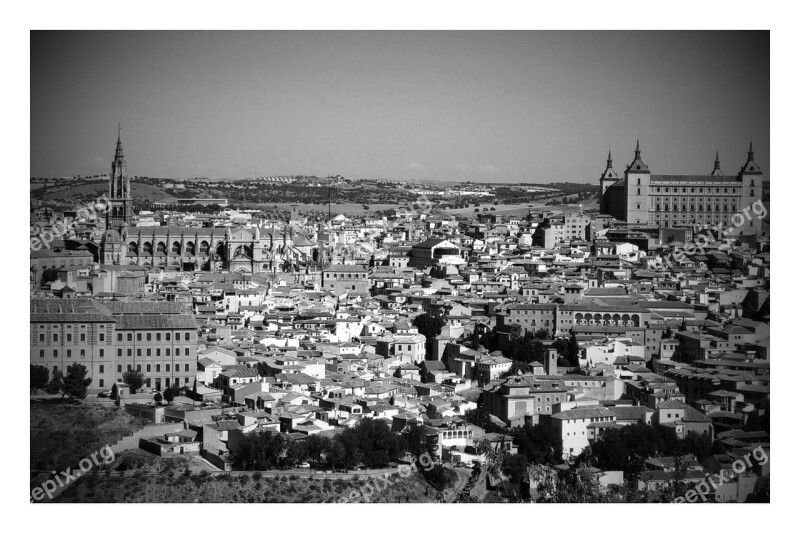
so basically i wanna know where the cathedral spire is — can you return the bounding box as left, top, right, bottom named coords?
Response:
left=747, top=140, right=754, bottom=161
left=607, top=148, right=613, bottom=169
left=635, top=140, right=641, bottom=159
left=115, top=124, right=124, bottom=160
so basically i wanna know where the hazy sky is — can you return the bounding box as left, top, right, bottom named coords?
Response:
left=31, top=31, right=769, bottom=183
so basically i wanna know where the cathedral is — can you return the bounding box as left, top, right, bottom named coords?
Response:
left=599, top=142, right=768, bottom=234
left=100, top=129, right=319, bottom=273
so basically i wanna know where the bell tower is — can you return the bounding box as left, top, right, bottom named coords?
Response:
left=107, top=125, right=132, bottom=233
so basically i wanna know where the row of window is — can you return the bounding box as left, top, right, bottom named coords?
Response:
left=39, top=347, right=191, bottom=358
left=118, top=332, right=193, bottom=342
left=655, top=204, right=731, bottom=212
left=36, top=331, right=193, bottom=343
left=653, top=185, right=753, bottom=194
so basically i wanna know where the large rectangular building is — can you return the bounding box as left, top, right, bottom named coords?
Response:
left=599, top=143, right=767, bottom=233
left=30, top=299, right=198, bottom=393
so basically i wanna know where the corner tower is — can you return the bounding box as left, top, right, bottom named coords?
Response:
left=737, top=142, right=766, bottom=234
left=624, top=140, right=651, bottom=224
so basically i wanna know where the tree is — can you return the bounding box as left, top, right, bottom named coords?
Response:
left=255, top=362, right=271, bottom=377
left=534, top=328, right=550, bottom=340
left=30, top=365, right=50, bottom=392
left=502, top=453, right=531, bottom=497
left=661, top=326, right=673, bottom=339
left=41, top=268, right=59, bottom=285
left=62, top=363, right=92, bottom=401
left=412, top=313, right=446, bottom=341
left=45, top=369, right=63, bottom=395
left=122, top=370, right=145, bottom=394
left=154, top=392, right=163, bottom=404
left=163, top=384, right=180, bottom=404
left=511, top=424, right=563, bottom=465
left=404, top=422, right=437, bottom=459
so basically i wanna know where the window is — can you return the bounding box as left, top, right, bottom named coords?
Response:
left=146, top=364, right=151, bottom=372
left=80, top=334, right=86, bottom=342
left=156, top=364, right=161, bottom=372
left=53, top=333, right=58, bottom=342
left=147, top=349, right=151, bottom=357
left=147, top=333, right=152, bottom=341
left=185, top=332, right=190, bottom=341
left=166, top=348, right=170, bottom=357
left=117, top=333, right=123, bottom=342
left=99, top=349, right=104, bottom=357
left=166, top=364, right=170, bottom=372
left=117, top=365, right=122, bottom=373
left=67, top=334, right=72, bottom=342
left=99, top=333, right=105, bottom=342
left=137, top=349, right=141, bottom=357
left=137, top=333, right=142, bottom=341
left=53, top=349, right=58, bottom=357
left=127, top=333, right=133, bottom=342
left=185, top=364, right=190, bottom=372
left=156, top=333, right=161, bottom=341
left=137, top=365, right=142, bottom=372
left=99, top=365, right=104, bottom=374
left=127, top=349, right=132, bottom=357
left=67, top=350, right=72, bottom=358
left=39, top=349, right=44, bottom=358
left=80, top=349, right=85, bottom=358
left=166, top=333, right=171, bottom=341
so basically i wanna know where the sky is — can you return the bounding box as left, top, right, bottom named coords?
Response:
left=30, top=31, right=769, bottom=183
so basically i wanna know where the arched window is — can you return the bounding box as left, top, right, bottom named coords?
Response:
left=156, top=241, right=166, bottom=253
left=185, top=241, right=195, bottom=255
left=142, top=242, right=152, bottom=255
left=128, top=242, right=138, bottom=254
left=172, top=241, right=181, bottom=254
left=200, top=241, right=209, bottom=254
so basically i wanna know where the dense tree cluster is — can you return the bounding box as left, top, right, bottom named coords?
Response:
left=578, top=423, right=715, bottom=480
left=232, top=418, right=407, bottom=471
left=30, top=365, right=50, bottom=392
left=37, top=363, right=92, bottom=401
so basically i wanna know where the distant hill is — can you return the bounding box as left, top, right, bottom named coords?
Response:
left=40, top=182, right=178, bottom=204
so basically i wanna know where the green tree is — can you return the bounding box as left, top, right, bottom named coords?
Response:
left=412, top=313, right=446, bottom=341
left=62, top=363, right=92, bottom=401
left=154, top=392, right=163, bottom=404
left=163, top=384, right=179, bottom=404
left=45, top=368, right=63, bottom=395
left=511, top=424, right=563, bottom=465
left=30, top=364, right=50, bottom=392
left=122, top=370, right=145, bottom=394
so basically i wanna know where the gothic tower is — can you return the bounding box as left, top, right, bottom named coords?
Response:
left=107, top=125, right=132, bottom=233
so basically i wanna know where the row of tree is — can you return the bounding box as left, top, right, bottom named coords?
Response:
left=232, top=418, right=407, bottom=471
left=30, top=364, right=92, bottom=401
